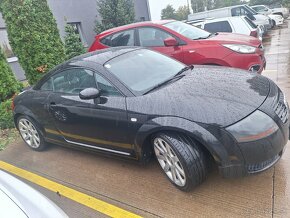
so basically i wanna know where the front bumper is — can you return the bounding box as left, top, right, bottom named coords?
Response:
left=219, top=83, right=289, bottom=178
left=224, top=50, right=266, bottom=74
left=219, top=125, right=288, bottom=178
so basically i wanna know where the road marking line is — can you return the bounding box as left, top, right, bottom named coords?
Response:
left=0, top=161, right=142, bottom=218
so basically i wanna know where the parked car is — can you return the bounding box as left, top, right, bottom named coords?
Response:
left=187, top=4, right=272, bottom=30
left=0, top=170, right=68, bottom=217
left=13, top=47, right=289, bottom=191
left=89, top=20, right=266, bottom=73
left=251, top=5, right=272, bottom=16
left=269, top=4, right=289, bottom=18
left=268, top=14, right=284, bottom=27
left=188, top=16, right=263, bottom=41
left=251, top=5, right=285, bottom=26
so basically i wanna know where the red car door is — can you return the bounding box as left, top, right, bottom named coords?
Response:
left=137, top=27, right=184, bottom=62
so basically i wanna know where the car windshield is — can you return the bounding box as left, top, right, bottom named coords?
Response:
left=104, top=49, right=185, bottom=94
left=163, top=21, right=211, bottom=40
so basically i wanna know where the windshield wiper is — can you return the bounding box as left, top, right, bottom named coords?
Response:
left=143, top=65, right=194, bottom=95
left=194, top=32, right=218, bottom=40
left=175, top=64, right=194, bottom=76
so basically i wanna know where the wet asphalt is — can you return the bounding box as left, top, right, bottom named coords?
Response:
left=1, top=19, right=290, bottom=218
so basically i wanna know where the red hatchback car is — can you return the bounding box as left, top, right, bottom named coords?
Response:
left=89, top=20, right=266, bottom=74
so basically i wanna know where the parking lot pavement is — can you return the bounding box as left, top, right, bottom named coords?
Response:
left=1, top=20, right=290, bottom=218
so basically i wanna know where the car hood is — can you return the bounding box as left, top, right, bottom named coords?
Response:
left=126, top=66, right=270, bottom=127
left=201, top=32, right=261, bottom=47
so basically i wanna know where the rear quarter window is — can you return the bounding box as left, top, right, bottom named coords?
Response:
left=204, top=21, right=232, bottom=33
left=244, top=17, right=257, bottom=29
left=100, top=29, right=135, bottom=47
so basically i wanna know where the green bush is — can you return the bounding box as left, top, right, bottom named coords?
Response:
left=0, top=99, right=14, bottom=129
left=0, top=47, right=22, bottom=102
left=64, top=24, right=86, bottom=59
left=0, top=0, right=65, bottom=85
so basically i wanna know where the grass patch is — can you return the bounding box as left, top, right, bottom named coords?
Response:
left=0, top=128, right=19, bottom=151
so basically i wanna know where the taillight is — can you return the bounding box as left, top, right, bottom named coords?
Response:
left=250, top=30, right=257, bottom=38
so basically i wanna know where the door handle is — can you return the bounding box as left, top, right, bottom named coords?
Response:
left=48, top=102, right=56, bottom=110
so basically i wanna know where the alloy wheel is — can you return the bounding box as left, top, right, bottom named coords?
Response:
left=18, top=118, right=41, bottom=148
left=154, top=137, right=186, bottom=187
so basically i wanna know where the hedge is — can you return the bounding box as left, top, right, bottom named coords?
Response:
left=0, top=47, right=22, bottom=102
left=0, top=0, right=65, bottom=85
left=0, top=99, right=14, bottom=129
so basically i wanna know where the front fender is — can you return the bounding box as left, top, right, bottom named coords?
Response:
left=135, top=116, right=242, bottom=165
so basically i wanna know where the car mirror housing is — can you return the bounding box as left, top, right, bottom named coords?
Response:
left=79, top=88, right=100, bottom=100
left=164, top=37, right=179, bottom=47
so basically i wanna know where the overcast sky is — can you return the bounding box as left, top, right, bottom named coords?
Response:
left=148, top=0, right=191, bottom=20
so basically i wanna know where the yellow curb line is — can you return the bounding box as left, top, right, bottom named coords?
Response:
left=0, top=161, right=142, bottom=218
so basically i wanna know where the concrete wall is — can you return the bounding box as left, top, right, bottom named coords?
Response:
left=0, top=0, right=151, bottom=81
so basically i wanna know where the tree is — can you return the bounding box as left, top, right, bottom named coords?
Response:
left=249, top=0, right=290, bottom=7
left=64, top=24, right=86, bottom=60
left=95, top=0, right=135, bottom=34
left=191, top=0, right=244, bottom=12
left=191, top=0, right=205, bottom=12
left=175, top=5, right=190, bottom=20
left=161, top=4, right=177, bottom=19
left=0, top=0, right=65, bottom=85
left=0, top=47, right=22, bottom=102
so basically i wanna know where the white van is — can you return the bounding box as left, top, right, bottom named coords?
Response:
left=188, top=5, right=271, bottom=30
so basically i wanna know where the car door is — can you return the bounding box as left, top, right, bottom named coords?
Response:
left=136, top=27, right=184, bottom=62
left=46, top=67, right=132, bottom=155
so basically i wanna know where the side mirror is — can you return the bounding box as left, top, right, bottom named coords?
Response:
left=164, top=37, right=179, bottom=47
left=79, top=88, right=100, bottom=100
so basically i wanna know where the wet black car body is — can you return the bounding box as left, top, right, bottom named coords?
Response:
left=13, top=47, right=289, bottom=191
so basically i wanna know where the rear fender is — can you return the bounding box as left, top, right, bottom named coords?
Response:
left=13, top=105, right=46, bottom=136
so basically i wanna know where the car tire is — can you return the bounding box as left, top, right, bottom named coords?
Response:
left=17, top=115, right=46, bottom=151
left=153, top=132, right=208, bottom=192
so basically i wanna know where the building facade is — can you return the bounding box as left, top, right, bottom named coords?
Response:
left=0, top=0, right=150, bottom=81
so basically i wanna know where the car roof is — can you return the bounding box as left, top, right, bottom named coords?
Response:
left=99, top=20, right=174, bottom=35
left=61, top=46, right=142, bottom=68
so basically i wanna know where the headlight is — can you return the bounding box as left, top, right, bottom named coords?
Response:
left=223, top=44, right=256, bottom=54
left=226, top=110, right=279, bottom=142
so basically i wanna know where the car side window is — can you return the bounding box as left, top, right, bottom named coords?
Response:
left=40, top=78, right=53, bottom=91
left=51, top=68, right=96, bottom=94
left=254, top=6, right=264, bottom=12
left=204, top=21, right=232, bottom=33
left=101, top=29, right=135, bottom=47
left=94, top=73, right=122, bottom=97
left=138, top=27, right=172, bottom=47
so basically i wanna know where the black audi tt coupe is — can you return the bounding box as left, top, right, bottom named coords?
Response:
left=13, top=47, right=289, bottom=191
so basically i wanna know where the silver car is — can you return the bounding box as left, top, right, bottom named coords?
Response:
left=0, top=170, right=68, bottom=218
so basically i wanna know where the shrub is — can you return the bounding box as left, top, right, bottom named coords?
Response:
left=0, top=99, right=14, bottom=129
left=0, top=0, right=65, bottom=85
left=0, top=47, right=22, bottom=102
left=64, top=24, right=86, bottom=59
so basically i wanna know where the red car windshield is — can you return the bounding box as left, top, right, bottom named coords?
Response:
left=163, top=21, right=211, bottom=40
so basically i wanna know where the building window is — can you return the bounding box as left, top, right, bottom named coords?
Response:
left=140, top=17, right=145, bottom=22
left=0, top=28, right=15, bottom=58
left=67, top=22, right=87, bottom=47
